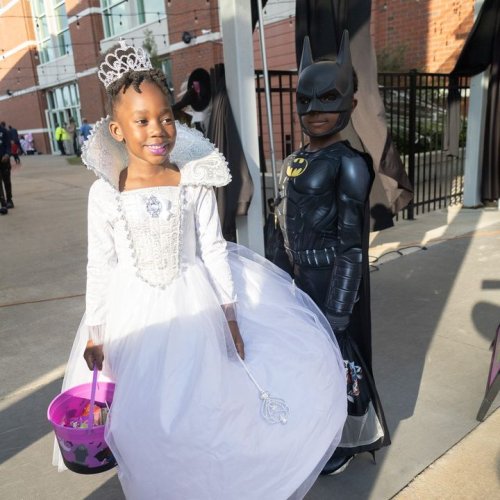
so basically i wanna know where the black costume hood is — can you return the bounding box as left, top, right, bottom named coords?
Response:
left=297, top=31, right=354, bottom=137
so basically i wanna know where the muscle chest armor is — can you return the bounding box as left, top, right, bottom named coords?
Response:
left=276, top=142, right=352, bottom=252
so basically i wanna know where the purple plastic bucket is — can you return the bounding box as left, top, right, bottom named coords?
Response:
left=48, top=367, right=116, bottom=474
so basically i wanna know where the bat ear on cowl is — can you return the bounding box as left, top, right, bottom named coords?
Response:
left=336, top=30, right=353, bottom=96
left=336, top=30, right=352, bottom=68
left=299, top=36, right=314, bottom=74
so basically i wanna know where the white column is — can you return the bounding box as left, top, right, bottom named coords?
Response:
left=219, top=0, right=265, bottom=254
left=463, top=0, right=488, bottom=207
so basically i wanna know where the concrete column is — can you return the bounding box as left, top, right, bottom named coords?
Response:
left=219, top=0, right=265, bottom=255
left=463, top=0, right=488, bottom=207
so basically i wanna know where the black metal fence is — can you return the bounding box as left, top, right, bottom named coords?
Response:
left=255, top=69, right=300, bottom=215
left=378, top=71, right=470, bottom=218
left=255, top=69, right=470, bottom=219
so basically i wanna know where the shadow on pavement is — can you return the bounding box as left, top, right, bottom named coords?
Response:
left=308, top=209, right=499, bottom=499
left=84, top=476, right=124, bottom=499
left=0, top=376, right=125, bottom=499
left=472, top=285, right=500, bottom=345
left=0, top=378, right=61, bottom=466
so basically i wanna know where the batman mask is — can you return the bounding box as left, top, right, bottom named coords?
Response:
left=296, top=31, right=354, bottom=137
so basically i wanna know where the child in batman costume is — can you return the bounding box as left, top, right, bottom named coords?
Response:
left=273, top=31, right=390, bottom=474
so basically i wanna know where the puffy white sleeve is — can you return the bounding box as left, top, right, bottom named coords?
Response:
left=85, top=180, right=118, bottom=342
left=194, top=186, right=237, bottom=320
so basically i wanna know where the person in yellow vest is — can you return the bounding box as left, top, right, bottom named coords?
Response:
left=62, top=123, right=73, bottom=155
left=54, top=123, right=66, bottom=155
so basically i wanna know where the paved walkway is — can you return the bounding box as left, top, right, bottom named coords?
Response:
left=0, top=155, right=498, bottom=499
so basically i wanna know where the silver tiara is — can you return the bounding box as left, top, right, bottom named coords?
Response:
left=97, top=40, right=154, bottom=88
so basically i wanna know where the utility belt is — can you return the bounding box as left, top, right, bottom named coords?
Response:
left=286, top=246, right=336, bottom=268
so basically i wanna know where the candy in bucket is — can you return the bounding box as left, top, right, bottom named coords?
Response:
left=47, top=365, right=116, bottom=474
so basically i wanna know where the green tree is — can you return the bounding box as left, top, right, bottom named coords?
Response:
left=377, top=44, right=408, bottom=72
left=142, top=29, right=162, bottom=69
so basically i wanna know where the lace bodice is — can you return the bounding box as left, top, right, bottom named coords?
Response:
left=120, top=187, right=183, bottom=288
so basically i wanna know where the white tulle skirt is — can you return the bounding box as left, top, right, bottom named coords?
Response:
left=55, top=244, right=347, bottom=499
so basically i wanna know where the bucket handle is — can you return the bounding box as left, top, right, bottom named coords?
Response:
left=87, top=364, right=98, bottom=430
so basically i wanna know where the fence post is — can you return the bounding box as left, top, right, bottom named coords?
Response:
left=407, top=69, right=417, bottom=220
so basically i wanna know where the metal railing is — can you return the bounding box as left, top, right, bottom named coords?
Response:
left=255, top=69, right=300, bottom=217
left=255, top=69, right=470, bottom=219
left=378, top=71, right=469, bottom=218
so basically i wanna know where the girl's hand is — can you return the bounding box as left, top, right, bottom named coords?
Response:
left=83, top=339, right=104, bottom=370
left=228, top=320, right=245, bottom=360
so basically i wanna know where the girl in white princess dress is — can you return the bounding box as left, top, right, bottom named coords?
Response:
left=54, top=42, right=347, bottom=499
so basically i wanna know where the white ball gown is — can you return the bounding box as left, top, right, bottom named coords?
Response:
left=53, top=120, right=347, bottom=499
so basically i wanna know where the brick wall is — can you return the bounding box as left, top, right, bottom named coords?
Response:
left=0, top=0, right=35, bottom=97
left=372, top=0, right=474, bottom=73
left=255, top=1, right=474, bottom=74
left=77, top=74, right=107, bottom=123
left=167, top=0, right=223, bottom=96
left=0, top=0, right=47, bottom=150
left=67, top=4, right=104, bottom=74
left=253, top=17, right=296, bottom=70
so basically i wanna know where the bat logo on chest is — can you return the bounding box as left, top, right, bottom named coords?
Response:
left=286, top=157, right=309, bottom=178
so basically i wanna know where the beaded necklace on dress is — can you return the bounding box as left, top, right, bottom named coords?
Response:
left=115, top=185, right=185, bottom=289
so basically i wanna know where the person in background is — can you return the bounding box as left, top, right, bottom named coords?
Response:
left=24, top=132, right=36, bottom=155
left=67, top=117, right=80, bottom=156
left=7, top=124, right=22, bottom=154
left=20, top=135, right=28, bottom=155
left=10, top=140, right=21, bottom=164
left=0, top=121, right=13, bottom=213
left=63, top=122, right=73, bottom=155
left=79, top=118, right=92, bottom=142
left=54, top=123, right=66, bottom=156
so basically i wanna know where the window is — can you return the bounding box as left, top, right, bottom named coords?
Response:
left=102, top=0, right=130, bottom=37
left=138, top=0, right=166, bottom=25
left=54, top=1, right=71, bottom=56
left=46, top=83, right=81, bottom=153
left=32, top=0, right=72, bottom=63
left=48, top=84, right=80, bottom=110
left=101, top=0, right=166, bottom=38
left=32, top=0, right=51, bottom=63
